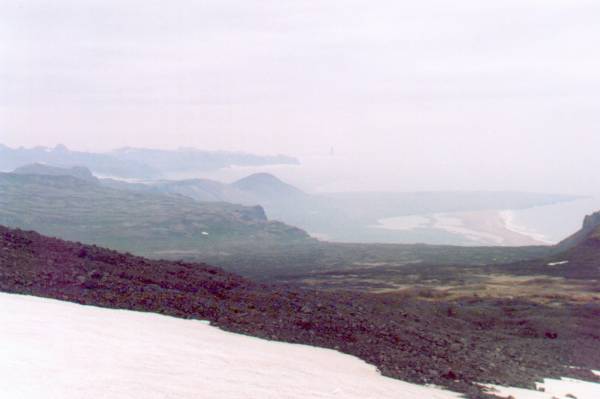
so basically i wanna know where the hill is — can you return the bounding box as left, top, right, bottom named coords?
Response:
left=150, top=178, right=256, bottom=205
left=232, top=173, right=307, bottom=202
left=0, top=168, right=555, bottom=278
left=7, top=161, right=577, bottom=246
left=1, top=225, right=599, bottom=397
left=0, top=173, right=310, bottom=257
left=12, top=163, right=99, bottom=183
left=487, top=210, right=600, bottom=281
left=558, top=211, right=600, bottom=276
left=556, top=210, right=600, bottom=251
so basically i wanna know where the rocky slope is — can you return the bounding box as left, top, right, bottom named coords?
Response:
left=1, top=225, right=598, bottom=398
left=557, top=210, right=600, bottom=251
left=480, top=211, right=600, bottom=281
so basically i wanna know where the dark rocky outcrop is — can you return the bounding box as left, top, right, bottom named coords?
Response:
left=557, top=210, right=600, bottom=251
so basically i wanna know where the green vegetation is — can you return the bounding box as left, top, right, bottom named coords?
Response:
left=0, top=171, right=561, bottom=279
left=0, top=173, right=311, bottom=256
left=4, top=168, right=598, bottom=289
left=265, top=213, right=600, bottom=302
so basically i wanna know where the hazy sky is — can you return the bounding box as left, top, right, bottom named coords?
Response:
left=1, top=1, right=599, bottom=193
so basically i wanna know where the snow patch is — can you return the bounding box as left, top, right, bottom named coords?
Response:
left=93, top=173, right=148, bottom=183
left=0, top=292, right=463, bottom=399
left=482, top=377, right=600, bottom=399
left=547, top=261, right=569, bottom=266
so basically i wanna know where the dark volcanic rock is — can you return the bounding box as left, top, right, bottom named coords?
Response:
left=1, top=225, right=599, bottom=398
left=558, top=210, right=600, bottom=251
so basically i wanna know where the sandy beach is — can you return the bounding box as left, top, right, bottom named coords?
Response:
left=376, top=209, right=552, bottom=246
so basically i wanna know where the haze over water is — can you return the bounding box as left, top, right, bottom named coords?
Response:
left=174, top=157, right=600, bottom=246
left=3, top=1, right=600, bottom=196
left=2, top=1, right=600, bottom=246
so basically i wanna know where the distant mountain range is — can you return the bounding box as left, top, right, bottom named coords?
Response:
left=2, top=163, right=560, bottom=276
left=0, top=144, right=299, bottom=179
left=8, top=162, right=302, bottom=206
left=4, top=162, right=583, bottom=247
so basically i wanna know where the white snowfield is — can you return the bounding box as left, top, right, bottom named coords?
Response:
left=0, top=292, right=461, bottom=399
left=483, top=377, right=600, bottom=399
left=1, top=292, right=599, bottom=399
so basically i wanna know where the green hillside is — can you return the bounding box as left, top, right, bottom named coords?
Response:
left=0, top=173, right=311, bottom=257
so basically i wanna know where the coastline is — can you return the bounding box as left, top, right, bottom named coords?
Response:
left=375, top=209, right=552, bottom=246
left=499, top=210, right=555, bottom=245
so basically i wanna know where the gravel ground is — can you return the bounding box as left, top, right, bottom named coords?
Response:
left=1, top=225, right=599, bottom=398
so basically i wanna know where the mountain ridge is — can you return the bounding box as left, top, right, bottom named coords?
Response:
left=0, top=144, right=299, bottom=179
left=12, top=163, right=99, bottom=183
left=232, top=173, right=306, bottom=201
